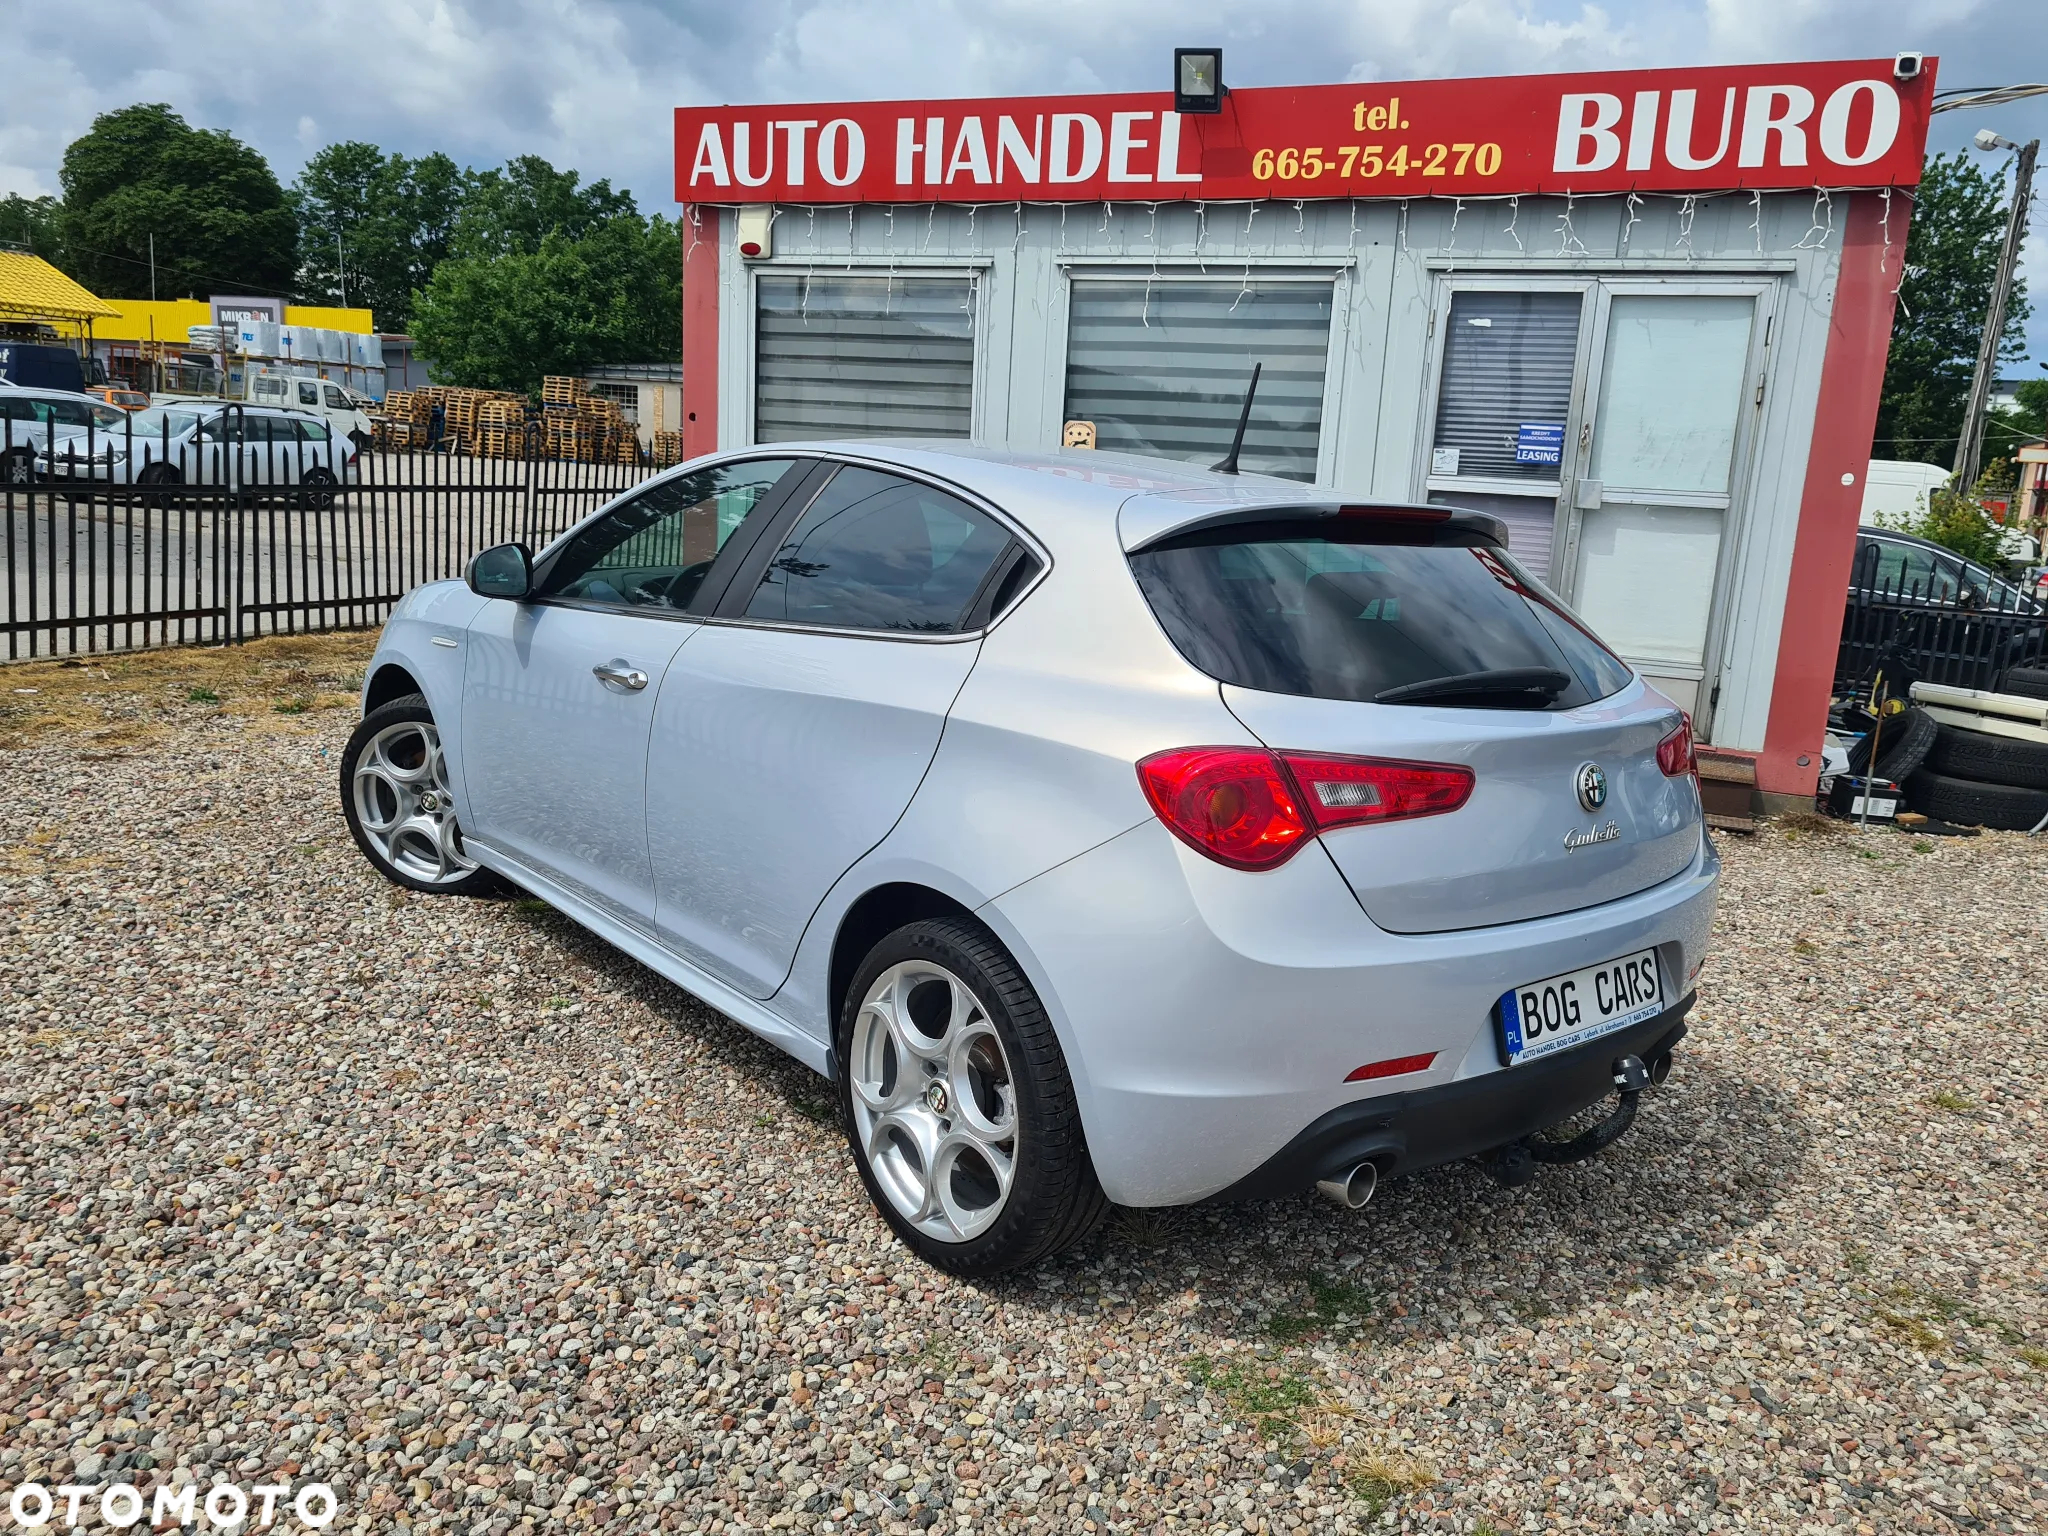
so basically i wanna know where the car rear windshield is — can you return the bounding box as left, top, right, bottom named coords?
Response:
left=1129, top=521, right=1634, bottom=710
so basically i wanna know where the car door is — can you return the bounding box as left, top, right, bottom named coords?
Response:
left=457, top=456, right=802, bottom=927
left=646, top=460, right=1027, bottom=999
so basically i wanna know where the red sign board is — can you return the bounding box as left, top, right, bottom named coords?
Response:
left=675, top=58, right=1934, bottom=205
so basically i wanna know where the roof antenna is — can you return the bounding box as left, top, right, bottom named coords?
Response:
left=1212, top=362, right=1262, bottom=475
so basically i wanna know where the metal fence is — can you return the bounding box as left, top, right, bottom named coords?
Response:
left=3, top=407, right=657, bottom=659
left=1836, top=537, right=2048, bottom=697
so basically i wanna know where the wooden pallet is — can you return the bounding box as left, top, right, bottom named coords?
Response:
left=541, top=375, right=589, bottom=407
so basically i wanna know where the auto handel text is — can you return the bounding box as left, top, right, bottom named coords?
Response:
left=4, top=1480, right=338, bottom=1530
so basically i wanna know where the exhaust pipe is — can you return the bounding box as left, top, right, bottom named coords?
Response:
left=1647, top=1051, right=1674, bottom=1088
left=1316, top=1161, right=1379, bottom=1210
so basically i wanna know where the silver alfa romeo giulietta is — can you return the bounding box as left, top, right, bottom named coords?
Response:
left=342, top=442, right=1717, bottom=1274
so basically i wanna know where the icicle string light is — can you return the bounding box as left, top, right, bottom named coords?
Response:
left=1793, top=188, right=1834, bottom=251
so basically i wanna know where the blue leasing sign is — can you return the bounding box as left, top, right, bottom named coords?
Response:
left=1515, top=423, right=1564, bottom=466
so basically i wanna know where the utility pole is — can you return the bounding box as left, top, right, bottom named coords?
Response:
left=336, top=232, right=346, bottom=308
left=148, top=233, right=156, bottom=302
left=1953, top=131, right=2038, bottom=495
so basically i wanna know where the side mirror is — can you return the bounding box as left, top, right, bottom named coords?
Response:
left=467, top=542, right=532, bottom=599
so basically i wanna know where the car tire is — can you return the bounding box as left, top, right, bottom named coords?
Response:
left=1845, top=705, right=1935, bottom=781
left=340, top=693, right=501, bottom=896
left=837, top=916, right=1108, bottom=1276
left=299, top=466, right=338, bottom=510
left=1998, top=666, right=2048, bottom=702
left=1925, top=722, right=2048, bottom=793
left=136, top=460, right=183, bottom=506
left=1904, top=767, right=2048, bottom=832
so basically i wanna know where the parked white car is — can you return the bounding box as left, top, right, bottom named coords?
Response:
left=0, top=384, right=129, bottom=484
left=45, top=403, right=358, bottom=501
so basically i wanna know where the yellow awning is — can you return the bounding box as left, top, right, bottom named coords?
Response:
left=0, top=251, right=120, bottom=324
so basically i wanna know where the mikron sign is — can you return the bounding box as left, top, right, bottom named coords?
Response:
left=674, top=58, right=1933, bottom=205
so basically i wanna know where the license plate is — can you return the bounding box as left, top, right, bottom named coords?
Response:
left=1496, top=948, right=1665, bottom=1066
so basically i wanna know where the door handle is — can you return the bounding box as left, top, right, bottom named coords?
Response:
left=592, top=659, right=649, bottom=691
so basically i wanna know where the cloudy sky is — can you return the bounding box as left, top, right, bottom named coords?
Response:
left=3, top=0, right=2043, bottom=368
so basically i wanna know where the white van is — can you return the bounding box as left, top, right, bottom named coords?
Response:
left=247, top=368, right=373, bottom=447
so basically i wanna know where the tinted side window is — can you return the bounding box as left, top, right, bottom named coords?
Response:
left=294, top=418, right=331, bottom=442
left=298, top=381, right=320, bottom=406
left=742, top=466, right=1012, bottom=633
left=540, top=459, right=798, bottom=611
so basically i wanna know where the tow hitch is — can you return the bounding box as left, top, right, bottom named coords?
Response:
left=1482, top=1042, right=1672, bottom=1187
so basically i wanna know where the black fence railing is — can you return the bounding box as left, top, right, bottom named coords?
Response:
left=1836, top=538, right=2048, bottom=698
left=3, top=406, right=659, bottom=659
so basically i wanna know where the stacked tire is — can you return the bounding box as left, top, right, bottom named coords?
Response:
left=1903, top=670, right=2048, bottom=832
left=1845, top=705, right=1937, bottom=783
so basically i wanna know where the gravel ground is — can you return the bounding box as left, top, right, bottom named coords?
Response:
left=3, top=640, right=2046, bottom=1535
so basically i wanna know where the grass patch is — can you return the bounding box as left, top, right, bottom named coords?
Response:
left=786, top=1093, right=836, bottom=1127
left=2016, top=1347, right=2048, bottom=1371
left=272, top=695, right=311, bottom=715
left=1112, top=1207, right=1181, bottom=1249
left=1912, top=839, right=1935, bottom=854
left=1925, top=1089, right=1975, bottom=1113
left=512, top=898, right=553, bottom=916
left=1265, top=1271, right=1378, bottom=1344
left=0, top=631, right=375, bottom=750
left=1774, top=808, right=1842, bottom=838
left=1186, top=1355, right=1317, bottom=1440
left=1876, top=1310, right=1945, bottom=1351
left=1346, top=1451, right=1437, bottom=1518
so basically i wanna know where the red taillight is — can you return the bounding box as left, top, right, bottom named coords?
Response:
left=1657, top=715, right=1697, bottom=778
left=1136, top=748, right=1311, bottom=871
left=1136, top=747, right=1474, bottom=870
left=1280, top=751, right=1475, bottom=830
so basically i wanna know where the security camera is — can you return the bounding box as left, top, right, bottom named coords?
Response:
left=1894, top=52, right=1923, bottom=81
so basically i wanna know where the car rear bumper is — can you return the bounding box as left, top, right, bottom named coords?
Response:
left=982, top=818, right=1719, bottom=1207
left=1203, top=997, right=1692, bottom=1202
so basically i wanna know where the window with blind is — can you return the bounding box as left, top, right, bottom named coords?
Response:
left=1427, top=290, right=1584, bottom=580
left=1063, top=279, right=1333, bottom=482
left=1429, top=291, right=1582, bottom=480
left=755, top=275, right=976, bottom=442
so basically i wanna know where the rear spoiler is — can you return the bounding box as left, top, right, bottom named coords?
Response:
left=1120, top=498, right=1509, bottom=553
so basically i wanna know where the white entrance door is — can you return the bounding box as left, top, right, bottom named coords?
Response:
left=1567, top=290, right=1764, bottom=724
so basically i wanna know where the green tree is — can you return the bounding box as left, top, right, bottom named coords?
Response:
left=411, top=157, right=678, bottom=393
left=0, top=193, right=64, bottom=264
left=1872, top=151, right=2032, bottom=467
left=56, top=103, right=298, bottom=301
left=292, top=143, right=468, bottom=331
left=1986, top=377, right=2048, bottom=463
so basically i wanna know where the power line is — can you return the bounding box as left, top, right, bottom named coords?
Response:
left=1932, top=84, right=2048, bottom=114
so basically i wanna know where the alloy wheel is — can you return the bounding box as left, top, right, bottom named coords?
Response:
left=350, top=719, right=478, bottom=886
left=849, top=961, right=1019, bottom=1243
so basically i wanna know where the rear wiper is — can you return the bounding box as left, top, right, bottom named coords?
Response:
left=1376, top=667, right=1572, bottom=706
